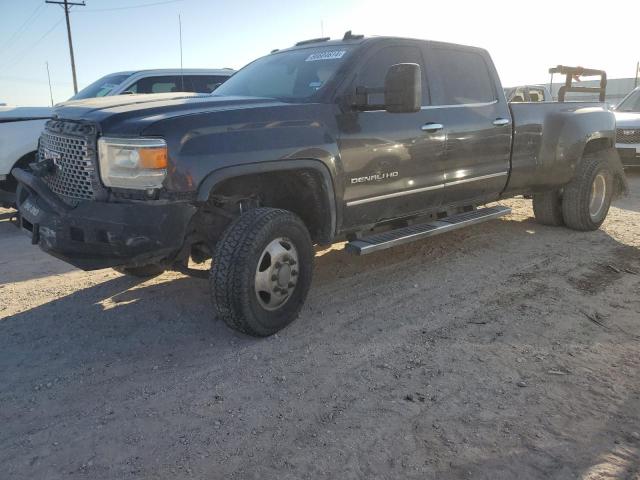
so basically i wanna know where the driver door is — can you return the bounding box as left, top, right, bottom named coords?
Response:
left=337, top=43, right=447, bottom=228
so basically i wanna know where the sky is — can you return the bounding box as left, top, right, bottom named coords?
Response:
left=0, top=0, right=638, bottom=106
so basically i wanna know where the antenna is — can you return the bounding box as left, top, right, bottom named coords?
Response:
left=46, top=61, right=54, bottom=106
left=321, top=19, right=324, bottom=37
left=178, top=14, right=184, bottom=90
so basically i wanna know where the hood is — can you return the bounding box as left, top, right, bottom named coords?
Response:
left=55, top=91, right=203, bottom=110
left=53, top=92, right=295, bottom=134
left=0, top=105, right=53, bottom=121
left=614, top=111, right=640, bottom=128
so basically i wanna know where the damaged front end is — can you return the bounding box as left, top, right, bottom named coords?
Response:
left=13, top=119, right=196, bottom=271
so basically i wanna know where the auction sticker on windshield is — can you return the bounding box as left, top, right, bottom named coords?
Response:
left=305, top=51, right=346, bottom=62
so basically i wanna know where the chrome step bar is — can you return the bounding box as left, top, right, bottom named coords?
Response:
left=345, top=205, right=511, bottom=255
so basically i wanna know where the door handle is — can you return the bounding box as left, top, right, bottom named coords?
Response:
left=493, top=118, right=510, bottom=126
left=421, top=123, right=443, bottom=133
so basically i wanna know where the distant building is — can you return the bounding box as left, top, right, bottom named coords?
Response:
left=548, top=77, right=638, bottom=106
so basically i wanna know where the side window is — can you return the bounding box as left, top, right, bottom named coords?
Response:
left=357, top=45, right=429, bottom=106
left=427, top=48, right=496, bottom=105
left=126, top=75, right=185, bottom=94
left=188, top=75, right=230, bottom=93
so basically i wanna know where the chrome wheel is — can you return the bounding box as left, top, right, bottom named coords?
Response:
left=254, top=237, right=299, bottom=311
left=589, top=173, right=607, bottom=220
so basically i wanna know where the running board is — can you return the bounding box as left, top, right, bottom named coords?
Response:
left=345, top=205, right=511, bottom=255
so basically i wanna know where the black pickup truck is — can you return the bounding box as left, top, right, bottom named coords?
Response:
left=14, top=33, right=627, bottom=336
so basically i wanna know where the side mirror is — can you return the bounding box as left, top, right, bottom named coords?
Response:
left=384, top=63, right=421, bottom=113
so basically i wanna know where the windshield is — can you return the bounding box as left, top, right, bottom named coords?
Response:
left=616, top=89, right=640, bottom=112
left=213, top=46, right=353, bottom=100
left=69, top=73, right=130, bottom=100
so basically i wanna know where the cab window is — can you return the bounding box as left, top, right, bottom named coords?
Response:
left=427, top=48, right=496, bottom=105
left=125, top=76, right=184, bottom=94
left=356, top=45, right=429, bottom=106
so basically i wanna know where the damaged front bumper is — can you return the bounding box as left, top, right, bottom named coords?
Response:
left=13, top=168, right=196, bottom=270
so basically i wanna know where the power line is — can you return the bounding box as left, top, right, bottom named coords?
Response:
left=0, top=75, right=72, bottom=86
left=1, top=18, right=64, bottom=70
left=78, top=0, right=182, bottom=12
left=0, top=3, right=45, bottom=54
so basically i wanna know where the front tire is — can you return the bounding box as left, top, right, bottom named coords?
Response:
left=210, top=208, right=314, bottom=337
left=562, top=151, right=614, bottom=231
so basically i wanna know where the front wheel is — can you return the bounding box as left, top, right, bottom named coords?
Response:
left=210, top=208, right=314, bottom=337
left=562, top=151, right=614, bottom=231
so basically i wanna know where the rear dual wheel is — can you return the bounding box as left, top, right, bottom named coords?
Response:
left=533, top=151, right=614, bottom=231
left=562, top=153, right=613, bottom=231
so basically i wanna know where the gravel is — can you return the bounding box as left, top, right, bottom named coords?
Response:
left=1, top=171, right=639, bottom=479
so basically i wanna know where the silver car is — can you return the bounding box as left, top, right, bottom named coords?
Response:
left=67, top=68, right=235, bottom=100
left=614, top=86, right=640, bottom=167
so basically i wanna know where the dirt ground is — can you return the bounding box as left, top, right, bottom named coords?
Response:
left=1, top=172, right=639, bottom=480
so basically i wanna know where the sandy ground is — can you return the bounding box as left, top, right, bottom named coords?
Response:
left=1, top=172, right=639, bottom=480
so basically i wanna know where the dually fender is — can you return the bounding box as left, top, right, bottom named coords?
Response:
left=536, top=107, right=617, bottom=189
left=196, top=159, right=340, bottom=241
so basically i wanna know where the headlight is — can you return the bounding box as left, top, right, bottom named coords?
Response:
left=98, top=137, right=168, bottom=189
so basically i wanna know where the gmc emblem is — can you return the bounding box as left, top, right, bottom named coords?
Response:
left=43, top=148, right=62, bottom=171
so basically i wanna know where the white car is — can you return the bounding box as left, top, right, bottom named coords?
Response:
left=0, top=68, right=234, bottom=207
left=613, top=86, right=640, bottom=168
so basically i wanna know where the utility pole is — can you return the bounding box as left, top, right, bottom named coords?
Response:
left=46, top=0, right=85, bottom=94
left=635, top=61, right=639, bottom=88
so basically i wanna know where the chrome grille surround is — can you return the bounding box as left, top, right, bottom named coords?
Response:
left=38, top=120, right=102, bottom=206
left=616, top=128, right=640, bottom=144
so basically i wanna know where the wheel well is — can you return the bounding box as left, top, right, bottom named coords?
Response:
left=203, top=169, right=333, bottom=244
left=583, top=138, right=612, bottom=155
left=2, top=150, right=36, bottom=192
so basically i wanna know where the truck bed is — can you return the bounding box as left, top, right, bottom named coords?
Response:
left=505, top=101, right=614, bottom=195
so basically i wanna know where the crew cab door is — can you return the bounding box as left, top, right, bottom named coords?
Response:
left=338, top=43, right=446, bottom=228
left=422, top=45, right=512, bottom=206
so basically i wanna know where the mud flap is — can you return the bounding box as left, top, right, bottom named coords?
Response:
left=608, top=149, right=628, bottom=198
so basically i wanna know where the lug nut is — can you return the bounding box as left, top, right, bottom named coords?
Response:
left=288, top=282, right=295, bottom=288
left=271, top=274, right=278, bottom=281
left=289, top=259, right=297, bottom=266
left=291, top=270, right=298, bottom=276
left=275, top=261, right=282, bottom=268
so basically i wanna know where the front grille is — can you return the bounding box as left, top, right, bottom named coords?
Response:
left=616, top=128, right=640, bottom=144
left=39, top=127, right=95, bottom=205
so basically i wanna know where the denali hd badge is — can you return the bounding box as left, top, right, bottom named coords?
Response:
left=350, top=171, right=399, bottom=184
left=622, top=130, right=636, bottom=136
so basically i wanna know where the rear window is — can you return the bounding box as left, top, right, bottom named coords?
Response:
left=428, top=48, right=496, bottom=105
